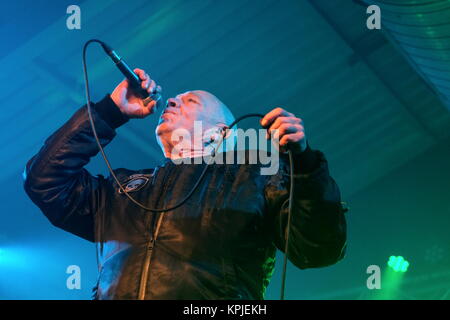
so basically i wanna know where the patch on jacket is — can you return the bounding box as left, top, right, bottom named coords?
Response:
left=118, top=174, right=151, bottom=194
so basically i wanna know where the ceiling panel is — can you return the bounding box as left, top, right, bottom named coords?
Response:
left=0, top=0, right=449, bottom=199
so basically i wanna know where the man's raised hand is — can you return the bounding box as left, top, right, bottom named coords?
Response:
left=111, top=68, right=162, bottom=119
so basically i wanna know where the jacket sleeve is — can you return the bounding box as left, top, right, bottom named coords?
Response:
left=265, top=146, right=347, bottom=269
left=23, top=95, right=129, bottom=242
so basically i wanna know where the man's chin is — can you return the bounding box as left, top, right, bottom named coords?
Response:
left=155, top=121, right=174, bottom=136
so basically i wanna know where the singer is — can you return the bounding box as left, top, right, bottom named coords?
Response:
left=23, top=68, right=347, bottom=300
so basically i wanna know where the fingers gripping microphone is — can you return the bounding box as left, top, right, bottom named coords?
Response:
left=100, top=42, right=158, bottom=107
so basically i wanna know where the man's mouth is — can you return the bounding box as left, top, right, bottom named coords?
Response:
left=162, top=106, right=178, bottom=116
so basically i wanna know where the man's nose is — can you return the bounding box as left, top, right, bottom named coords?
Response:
left=167, top=98, right=179, bottom=108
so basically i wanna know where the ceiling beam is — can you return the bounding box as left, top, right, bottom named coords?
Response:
left=307, top=0, right=441, bottom=143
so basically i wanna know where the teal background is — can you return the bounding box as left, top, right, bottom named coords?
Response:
left=1, top=0, right=449, bottom=299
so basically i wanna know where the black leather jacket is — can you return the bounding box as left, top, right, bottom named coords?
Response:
left=23, top=95, right=347, bottom=300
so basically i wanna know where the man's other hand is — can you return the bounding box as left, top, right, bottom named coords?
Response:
left=261, top=107, right=307, bottom=154
left=111, top=68, right=162, bottom=119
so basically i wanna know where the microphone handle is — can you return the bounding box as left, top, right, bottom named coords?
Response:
left=115, top=59, right=150, bottom=99
left=103, top=45, right=150, bottom=99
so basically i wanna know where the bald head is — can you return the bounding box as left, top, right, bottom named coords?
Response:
left=192, top=90, right=235, bottom=127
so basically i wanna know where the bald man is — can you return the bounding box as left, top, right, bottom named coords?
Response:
left=24, top=69, right=347, bottom=300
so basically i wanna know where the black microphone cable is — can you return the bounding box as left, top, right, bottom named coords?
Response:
left=82, top=39, right=294, bottom=300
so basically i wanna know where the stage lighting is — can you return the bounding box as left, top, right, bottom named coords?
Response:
left=388, top=256, right=409, bottom=272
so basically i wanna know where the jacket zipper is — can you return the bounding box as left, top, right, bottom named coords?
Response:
left=137, top=165, right=168, bottom=300
left=137, top=213, right=165, bottom=300
left=137, top=237, right=155, bottom=300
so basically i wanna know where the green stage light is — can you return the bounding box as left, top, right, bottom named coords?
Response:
left=388, top=256, right=409, bottom=272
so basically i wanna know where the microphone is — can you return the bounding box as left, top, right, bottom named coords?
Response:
left=100, top=42, right=159, bottom=107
